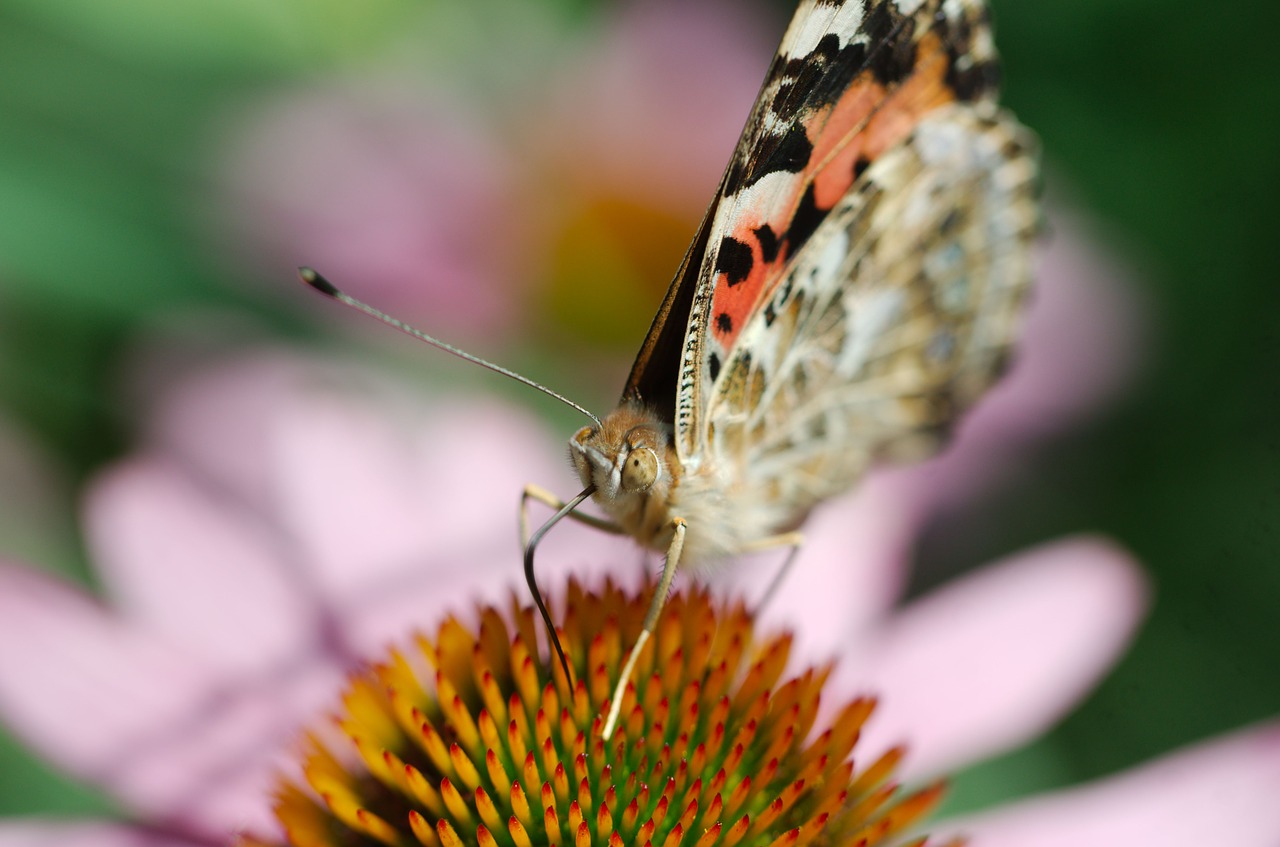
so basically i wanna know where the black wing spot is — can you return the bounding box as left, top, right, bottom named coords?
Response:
left=709, top=352, right=722, bottom=383
left=775, top=32, right=868, bottom=111
left=948, top=59, right=1000, bottom=101
left=938, top=3, right=999, bottom=101
left=783, top=183, right=824, bottom=258
left=715, top=236, right=754, bottom=286
left=715, top=312, right=734, bottom=335
left=864, top=4, right=918, bottom=85
left=805, top=34, right=868, bottom=106
left=852, top=155, right=871, bottom=180
left=754, top=224, right=780, bottom=263
left=764, top=273, right=796, bottom=328
left=740, top=123, right=813, bottom=190
left=771, top=78, right=797, bottom=113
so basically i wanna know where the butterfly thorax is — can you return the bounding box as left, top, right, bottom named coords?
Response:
left=570, top=404, right=683, bottom=552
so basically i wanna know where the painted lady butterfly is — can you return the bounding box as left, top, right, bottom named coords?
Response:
left=304, top=0, right=1039, bottom=741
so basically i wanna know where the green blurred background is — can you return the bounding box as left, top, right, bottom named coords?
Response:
left=0, top=0, right=1277, bottom=826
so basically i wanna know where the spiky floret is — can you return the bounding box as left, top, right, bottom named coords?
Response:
left=240, top=580, right=957, bottom=847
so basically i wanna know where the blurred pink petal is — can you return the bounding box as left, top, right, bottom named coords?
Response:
left=84, top=458, right=313, bottom=672
left=138, top=354, right=313, bottom=512
left=535, top=0, right=775, bottom=214
left=721, top=525, right=1147, bottom=782
left=268, top=392, right=538, bottom=592
left=848, top=537, right=1148, bottom=778
left=948, top=721, right=1280, bottom=847
left=216, top=82, right=525, bottom=338
left=139, top=352, right=626, bottom=654
left=0, top=561, right=323, bottom=836
left=0, top=562, right=210, bottom=771
left=0, top=352, right=626, bottom=842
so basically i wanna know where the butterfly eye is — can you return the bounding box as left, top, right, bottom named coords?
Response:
left=620, top=447, right=659, bottom=492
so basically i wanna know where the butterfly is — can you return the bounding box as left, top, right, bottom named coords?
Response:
left=303, top=0, right=1039, bottom=741
left=531, top=0, right=1039, bottom=737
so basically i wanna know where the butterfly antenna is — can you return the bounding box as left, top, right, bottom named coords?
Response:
left=524, top=484, right=596, bottom=689
left=299, top=268, right=602, bottom=427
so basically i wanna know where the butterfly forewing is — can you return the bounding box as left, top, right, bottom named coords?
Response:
left=622, top=0, right=1008, bottom=465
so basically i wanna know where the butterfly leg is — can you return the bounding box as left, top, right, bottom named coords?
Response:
left=602, top=516, right=687, bottom=740
left=520, top=483, right=624, bottom=549
left=739, top=531, right=805, bottom=615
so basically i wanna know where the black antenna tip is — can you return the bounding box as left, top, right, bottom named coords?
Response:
left=298, top=267, right=340, bottom=298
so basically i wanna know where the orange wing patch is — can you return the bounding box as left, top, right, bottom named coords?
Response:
left=709, top=28, right=964, bottom=357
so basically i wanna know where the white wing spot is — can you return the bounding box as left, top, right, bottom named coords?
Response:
left=839, top=287, right=906, bottom=376
left=927, top=244, right=969, bottom=310
left=785, top=2, right=866, bottom=57
left=811, top=227, right=850, bottom=286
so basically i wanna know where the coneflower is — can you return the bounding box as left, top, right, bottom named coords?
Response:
left=240, top=579, right=955, bottom=847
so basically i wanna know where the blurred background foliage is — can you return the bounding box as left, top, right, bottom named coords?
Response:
left=0, top=0, right=1277, bottom=825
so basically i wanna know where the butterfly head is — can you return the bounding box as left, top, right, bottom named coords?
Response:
left=569, top=405, right=675, bottom=504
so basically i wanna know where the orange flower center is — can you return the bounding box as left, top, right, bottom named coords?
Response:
left=241, top=579, right=955, bottom=847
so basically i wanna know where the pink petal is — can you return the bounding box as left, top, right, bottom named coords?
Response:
left=842, top=537, right=1147, bottom=777
left=113, top=662, right=341, bottom=838
left=135, top=350, right=639, bottom=650
left=0, top=564, right=337, bottom=837
left=137, top=354, right=305, bottom=513
left=947, top=720, right=1280, bottom=847
left=0, top=820, right=202, bottom=847
left=0, top=563, right=211, bottom=775
left=82, top=458, right=312, bottom=673
left=537, top=0, right=773, bottom=213
left=270, top=390, right=575, bottom=596
left=339, top=513, right=634, bottom=658
left=709, top=468, right=923, bottom=658
left=329, top=447, right=644, bottom=656
left=217, top=83, right=523, bottom=337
